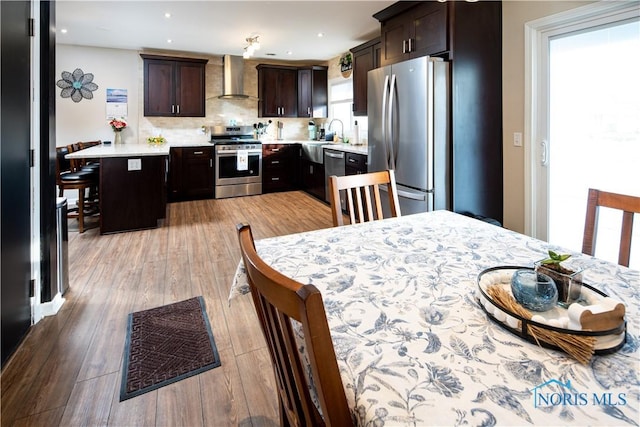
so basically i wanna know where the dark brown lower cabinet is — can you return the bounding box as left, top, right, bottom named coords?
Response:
left=301, top=158, right=325, bottom=200
left=169, top=147, right=214, bottom=201
left=99, top=155, right=167, bottom=234
left=263, top=144, right=300, bottom=193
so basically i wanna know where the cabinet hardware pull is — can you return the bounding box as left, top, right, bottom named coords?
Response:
left=402, top=40, right=408, bottom=54
left=307, top=107, right=311, bottom=116
left=209, top=159, right=212, bottom=167
left=272, top=177, right=280, bottom=181
left=176, top=105, right=180, bottom=114
left=171, top=105, right=175, bottom=114
left=272, top=160, right=280, bottom=164
left=348, top=158, right=356, bottom=163
left=271, top=148, right=280, bottom=152
left=194, top=151, right=203, bottom=155
left=408, top=38, right=413, bottom=52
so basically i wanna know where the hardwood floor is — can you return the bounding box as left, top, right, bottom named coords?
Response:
left=1, top=191, right=334, bottom=427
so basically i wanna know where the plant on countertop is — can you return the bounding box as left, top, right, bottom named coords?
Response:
left=147, top=136, right=166, bottom=145
left=109, top=118, right=127, bottom=132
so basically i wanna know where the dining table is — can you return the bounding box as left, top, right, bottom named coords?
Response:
left=229, top=210, right=639, bottom=426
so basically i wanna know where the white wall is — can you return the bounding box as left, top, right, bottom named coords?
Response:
left=56, top=45, right=336, bottom=146
left=502, top=1, right=594, bottom=233
left=56, top=45, right=141, bottom=146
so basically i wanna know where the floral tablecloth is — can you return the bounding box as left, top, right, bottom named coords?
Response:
left=230, top=210, right=639, bottom=426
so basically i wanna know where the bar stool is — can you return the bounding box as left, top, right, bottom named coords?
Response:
left=55, top=146, right=99, bottom=233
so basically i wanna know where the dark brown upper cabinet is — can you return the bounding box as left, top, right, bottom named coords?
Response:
left=350, top=37, right=381, bottom=116
left=256, top=65, right=298, bottom=118
left=297, top=66, right=328, bottom=118
left=376, top=1, right=448, bottom=66
left=141, top=54, right=208, bottom=117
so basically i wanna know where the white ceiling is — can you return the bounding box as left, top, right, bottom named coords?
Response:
left=55, top=1, right=396, bottom=61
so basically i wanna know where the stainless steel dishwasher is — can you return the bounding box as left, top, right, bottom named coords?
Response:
left=324, top=149, right=345, bottom=205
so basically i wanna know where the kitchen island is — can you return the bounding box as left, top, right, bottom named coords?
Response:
left=67, top=143, right=169, bottom=234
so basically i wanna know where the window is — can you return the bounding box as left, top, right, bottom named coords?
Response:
left=328, top=78, right=353, bottom=140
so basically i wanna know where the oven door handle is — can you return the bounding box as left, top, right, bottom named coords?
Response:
left=216, top=150, right=262, bottom=155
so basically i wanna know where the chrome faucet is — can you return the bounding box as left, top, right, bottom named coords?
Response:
left=328, top=119, right=344, bottom=142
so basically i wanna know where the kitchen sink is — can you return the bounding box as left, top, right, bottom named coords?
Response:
left=301, top=141, right=326, bottom=164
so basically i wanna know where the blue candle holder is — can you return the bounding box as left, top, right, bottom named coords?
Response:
left=510, top=269, right=558, bottom=312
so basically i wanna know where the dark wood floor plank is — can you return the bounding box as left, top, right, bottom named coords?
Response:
left=58, top=372, right=118, bottom=426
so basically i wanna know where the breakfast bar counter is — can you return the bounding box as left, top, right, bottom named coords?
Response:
left=67, top=143, right=169, bottom=234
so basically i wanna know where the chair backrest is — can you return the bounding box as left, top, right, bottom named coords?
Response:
left=328, top=169, right=401, bottom=226
left=236, top=224, right=352, bottom=427
left=66, top=143, right=86, bottom=172
left=582, top=188, right=640, bottom=267
left=55, top=146, right=71, bottom=185
left=78, top=140, right=101, bottom=150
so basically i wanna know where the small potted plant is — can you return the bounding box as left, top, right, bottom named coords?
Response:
left=535, top=250, right=584, bottom=307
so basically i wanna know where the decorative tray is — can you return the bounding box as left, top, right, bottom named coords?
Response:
left=476, top=266, right=626, bottom=356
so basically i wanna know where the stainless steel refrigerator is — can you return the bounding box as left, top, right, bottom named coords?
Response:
left=367, top=56, right=450, bottom=215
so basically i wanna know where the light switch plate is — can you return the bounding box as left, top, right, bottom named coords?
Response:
left=128, top=158, right=142, bottom=171
left=513, top=132, right=523, bottom=147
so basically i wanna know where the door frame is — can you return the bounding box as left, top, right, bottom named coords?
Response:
left=523, top=1, right=640, bottom=239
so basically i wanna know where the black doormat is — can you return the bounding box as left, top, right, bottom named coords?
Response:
left=120, top=296, right=221, bottom=401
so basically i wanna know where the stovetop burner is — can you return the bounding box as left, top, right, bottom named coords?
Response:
left=210, top=125, right=259, bottom=145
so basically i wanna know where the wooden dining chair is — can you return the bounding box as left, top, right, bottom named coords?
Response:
left=328, top=169, right=401, bottom=226
left=236, top=223, right=352, bottom=427
left=582, top=188, right=640, bottom=267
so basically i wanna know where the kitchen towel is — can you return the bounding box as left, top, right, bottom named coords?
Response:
left=237, top=150, right=248, bottom=171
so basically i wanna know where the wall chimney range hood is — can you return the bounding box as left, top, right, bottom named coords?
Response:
left=218, top=54, right=249, bottom=99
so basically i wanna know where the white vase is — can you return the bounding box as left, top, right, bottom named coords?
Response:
left=114, top=131, right=122, bottom=144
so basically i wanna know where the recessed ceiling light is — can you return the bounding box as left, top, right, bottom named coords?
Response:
left=167, top=39, right=173, bottom=44
left=287, top=51, right=293, bottom=55
left=317, top=32, right=324, bottom=38
left=60, top=28, right=68, bottom=34
left=164, top=12, right=171, bottom=18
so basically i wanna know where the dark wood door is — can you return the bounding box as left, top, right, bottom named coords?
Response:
left=278, top=68, right=298, bottom=118
left=258, top=66, right=280, bottom=117
left=1, top=0, right=32, bottom=366
left=183, top=147, right=213, bottom=198
left=143, top=59, right=175, bottom=116
left=258, top=66, right=298, bottom=118
left=301, top=158, right=325, bottom=200
left=142, top=55, right=207, bottom=117
left=351, top=38, right=380, bottom=117
left=297, top=67, right=328, bottom=118
left=381, top=14, right=409, bottom=66
left=297, top=68, right=312, bottom=117
left=411, top=1, right=448, bottom=58
left=176, top=62, right=206, bottom=117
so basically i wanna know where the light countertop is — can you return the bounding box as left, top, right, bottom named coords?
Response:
left=66, top=140, right=368, bottom=158
left=262, top=140, right=368, bottom=155
left=66, top=143, right=170, bottom=158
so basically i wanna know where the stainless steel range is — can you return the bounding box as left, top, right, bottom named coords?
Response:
left=211, top=125, right=262, bottom=199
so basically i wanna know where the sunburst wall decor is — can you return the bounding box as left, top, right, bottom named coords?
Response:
left=56, top=68, right=98, bottom=102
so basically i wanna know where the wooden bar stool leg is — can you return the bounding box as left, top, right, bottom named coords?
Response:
left=77, top=188, right=85, bottom=234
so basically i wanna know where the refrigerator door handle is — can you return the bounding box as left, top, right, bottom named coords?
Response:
left=382, top=75, right=390, bottom=169
left=388, top=74, right=397, bottom=170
